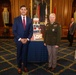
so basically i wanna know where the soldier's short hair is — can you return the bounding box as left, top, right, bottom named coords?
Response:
left=49, top=13, right=56, bottom=18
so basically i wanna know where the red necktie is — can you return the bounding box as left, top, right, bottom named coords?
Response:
left=70, top=23, right=72, bottom=28
left=22, top=17, right=26, bottom=29
left=69, top=23, right=72, bottom=29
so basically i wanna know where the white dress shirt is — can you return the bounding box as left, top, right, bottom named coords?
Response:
left=18, top=15, right=30, bottom=41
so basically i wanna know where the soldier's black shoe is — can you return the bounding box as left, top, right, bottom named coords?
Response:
left=46, top=67, right=52, bottom=70
left=51, top=68, right=55, bottom=71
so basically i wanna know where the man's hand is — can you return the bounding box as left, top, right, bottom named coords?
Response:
left=71, top=33, right=73, bottom=35
left=55, top=45, right=59, bottom=48
left=20, top=38, right=27, bottom=44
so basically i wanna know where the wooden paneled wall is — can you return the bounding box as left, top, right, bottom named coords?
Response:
left=52, top=0, right=73, bottom=37
left=10, top=0, right=30, bottom=23
left=10, top=0, right=75, bottom=37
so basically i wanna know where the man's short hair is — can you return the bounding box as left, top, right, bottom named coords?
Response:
left=20, top=5, right=27, bottom=9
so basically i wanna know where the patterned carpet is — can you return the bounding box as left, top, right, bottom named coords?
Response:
left=0, top=39, right=76, bottom=75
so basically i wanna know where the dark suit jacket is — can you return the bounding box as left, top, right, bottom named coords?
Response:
left=12, top=16, right=33, bottom=43
left=68, top=22, right=76, bottom=35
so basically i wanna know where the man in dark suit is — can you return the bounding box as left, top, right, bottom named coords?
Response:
left=12, top=5, right=33, bottom=73
left=67, top=18, right=76, bottom=47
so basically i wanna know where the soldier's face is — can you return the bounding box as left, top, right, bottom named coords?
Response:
left=49, top=15, right=56, bottom=23
left=20, top=7, right=27, bottom=16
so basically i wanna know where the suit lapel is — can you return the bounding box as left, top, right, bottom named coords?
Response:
left=18, top=16, right=25, bottom=30
left=26, top=17, right=28, bottom=28
left=18, top=16, right=29, bottom=30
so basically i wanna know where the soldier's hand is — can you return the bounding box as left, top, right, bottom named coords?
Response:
left=44, top=43, right=46, bottom=46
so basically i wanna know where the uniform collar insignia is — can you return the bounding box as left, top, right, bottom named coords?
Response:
left=54, top=24, right=57, bottom=27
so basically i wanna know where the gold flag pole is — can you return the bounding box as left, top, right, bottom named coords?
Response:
left=31, top=0, right=33, bottom=19
left=50, top=0, right=52, bottom=13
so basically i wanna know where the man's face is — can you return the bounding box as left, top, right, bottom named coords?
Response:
left=20, top=7, right=27, bottom=16
left=71, top=18, right=74, bottom=22
left=49, top=15, right=56, bottom=23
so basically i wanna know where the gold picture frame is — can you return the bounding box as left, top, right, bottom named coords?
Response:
left=30, top=0, right=52, bottom=20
